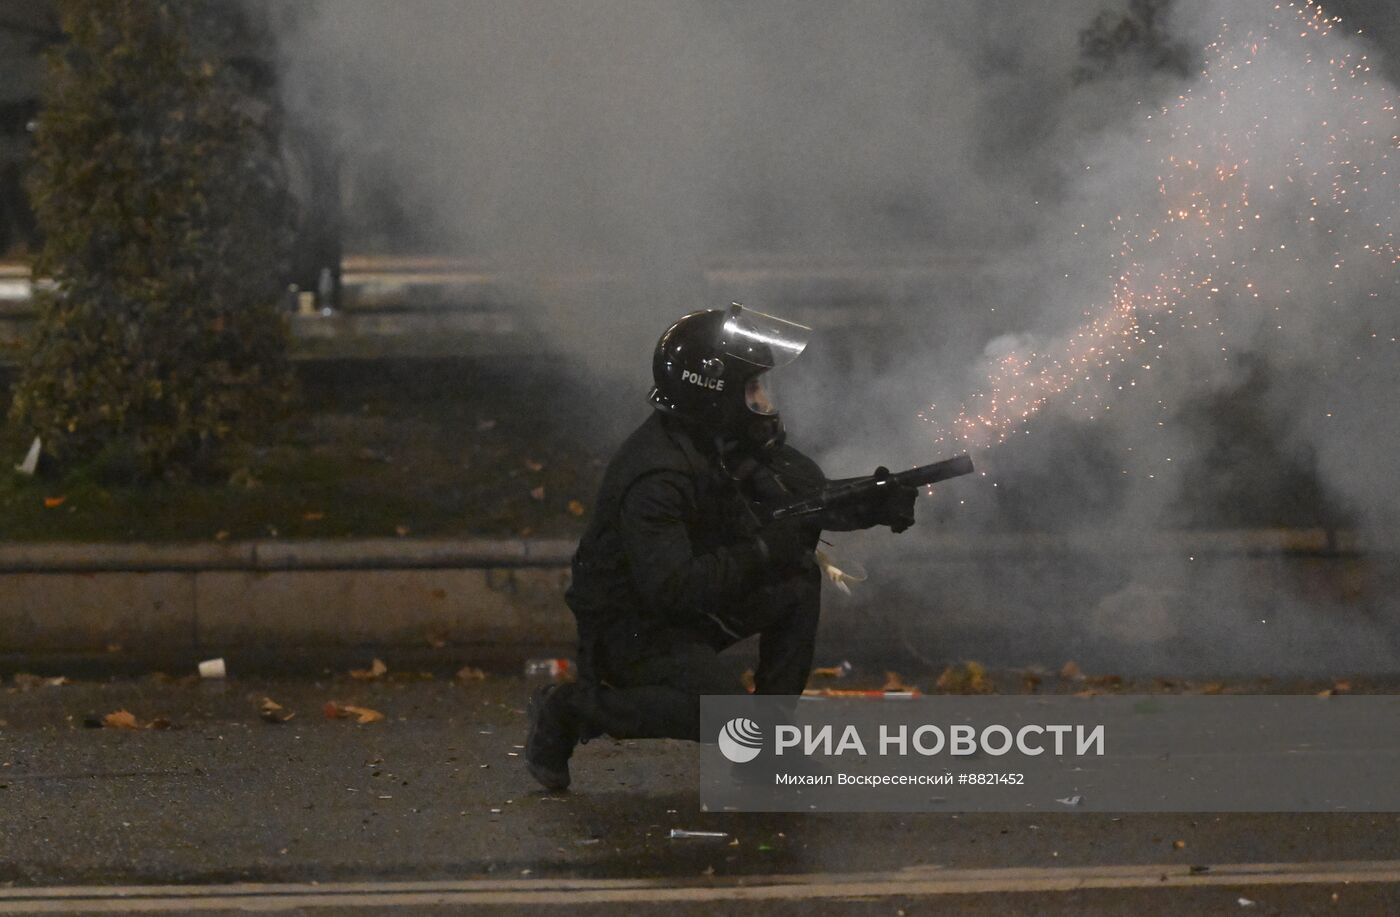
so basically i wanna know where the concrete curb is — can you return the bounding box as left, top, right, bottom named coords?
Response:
left=0, top=538, right=577, bottom=573
left=0, top=529, right=1389, bottom=575
left=0, top=539, right=577, bottom=657
left=0, top=530, right=1393, bottom=660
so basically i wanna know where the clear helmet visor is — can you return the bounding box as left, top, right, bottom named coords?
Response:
left=745, top=376, right=777, bottom=415
left=719, top=303, right=810, bottom=370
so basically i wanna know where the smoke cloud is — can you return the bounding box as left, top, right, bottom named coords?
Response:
left=275, top=1, right=1400, bottom=673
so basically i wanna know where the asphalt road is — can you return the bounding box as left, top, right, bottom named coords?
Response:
left=1, top=671, right=1399, bottom=915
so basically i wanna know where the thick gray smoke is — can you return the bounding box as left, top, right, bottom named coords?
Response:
left=276, top=1, right=1400, bottom=674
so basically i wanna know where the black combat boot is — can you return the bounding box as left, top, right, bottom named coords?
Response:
left=526, top=683, right=581, bottom=791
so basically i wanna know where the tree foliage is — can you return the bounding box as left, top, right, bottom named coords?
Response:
left=9, top=0, right=293, bottom=477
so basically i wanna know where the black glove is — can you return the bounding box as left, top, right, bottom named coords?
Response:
left=870, top=466, right=918, bottom=534
left=756, top=517, right=815, bottom=568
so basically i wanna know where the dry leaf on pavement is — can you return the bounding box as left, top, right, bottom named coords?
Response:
left=260, top=697, right=295, bottom=724
left=455, top=665, right=487, bottom=682
left=349, top=658, right=388, bottom=681
left=883, top=671, right=918, bottom=693
left=324, top=701, right=386, bottom=724
left=935, top=661, right=995, bottom=695
left=102, top=710, right=140, bottom=730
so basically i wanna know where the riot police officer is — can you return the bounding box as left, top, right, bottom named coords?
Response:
left=525, top=304, right=917, bottom=791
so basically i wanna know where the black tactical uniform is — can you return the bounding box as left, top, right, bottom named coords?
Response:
left=526, top=305, right=915, bottom=791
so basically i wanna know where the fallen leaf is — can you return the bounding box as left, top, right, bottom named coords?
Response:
left=935, top=661, right=994, bottom=695
left=147, top=717, right=174, bottom=731
left=103, top=710, right=140, bottom=730
left=883, top=670, right=919, bottom=692
left=1059, top=661, right=1084, bottom=681
left=349, top=658, right=388, bottom=681
left=43, top=495, right=66, bottom=508
left=1022, top=672, right=1043, bottom=693
left=810, top=664, right=849, bottom=679
left=260, top=697, right=295, bottom=724
left=524, top=458, right=544, bottom=472
left=1086, top=673, right=1124, bottom=688
left=324, top=701, right=385, bottom=725
left=214, top=530, right=229, bottom=541
left=455, top=665, right=487, bottom=682
left=567, top=500, right=586, bottom=516
left=1173, top=839, right=1186, bottom=850
left=740, top=669, right=756, bottom=693
left=395, top=525, right=410, bottom=536
left=1197, top=681, right=1226, bottom=695
left=530, top=485, right=546, bottom=501
left=302, top=511, right=325, bottom=521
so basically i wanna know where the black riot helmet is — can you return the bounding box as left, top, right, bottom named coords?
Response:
left=647, top=303, right=811, bottom=451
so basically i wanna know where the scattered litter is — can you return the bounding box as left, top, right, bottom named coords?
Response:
left=935, top=661, right=995, bottom=695
left=567, top=499, right=586, bottom=516
left=1055, top=795, right=1083, bottom=807
left=100, top=711, right=173, bottom=730
left=323, top=702, right=385, bottom=725
left=883, top=671, right=918, bottom=693
left=12, top=673, right=71, bottom=689
left=575, top=837, right=601, bottom=846
left=524, top=658, right=572, bottom=680
left=669, top=829, right=729, bottom=840
left=456, top=665, right=487, bottom=682
left=259, top=697, right=295, bottom=724
left=350, top=659, right=388, bottom=681
left=43, top=495, right=66, bottom=508
left=757, top=843, right=774, bottom=852
left=198, top=658, right=226, bottom=680
left=15, top=436, right=40, bottom=475
left=1059, top=661, right=1084, bottom=681
left=803, top=687, right=921, bottom=699
left=476, top=418, right=497, bottom=432
left=103, top=710, right=140, bottom=730
left=1317, top=679, right=1352, bottom=697
left=814, top=550, right=866, bottom=595
left=810, top=661, right=852, bottom=679
left=1189, top=865, right=1211, bottom=875
left=1237, top=897, right=1255, bottom=907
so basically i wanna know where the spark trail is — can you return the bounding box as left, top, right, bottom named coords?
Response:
left=924, top=1, right=1400, bottom=453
